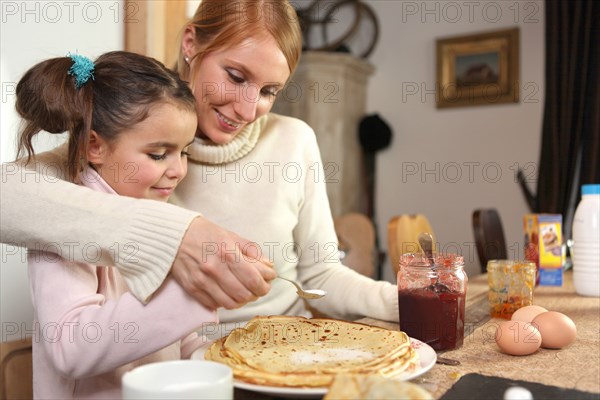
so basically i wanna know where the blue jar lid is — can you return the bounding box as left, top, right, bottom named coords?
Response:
left=582, top=184, right=600, bottom=195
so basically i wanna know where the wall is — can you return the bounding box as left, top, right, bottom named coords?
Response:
left=364, top=1, right=545, bottom=281
left=1, top=0, right=123, bottom=340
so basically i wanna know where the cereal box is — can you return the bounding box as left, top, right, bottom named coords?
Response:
left=524, top=214, right=564, bottom=286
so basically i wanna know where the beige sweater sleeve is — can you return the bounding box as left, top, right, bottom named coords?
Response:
left=0, top=146, right=199, bottom=302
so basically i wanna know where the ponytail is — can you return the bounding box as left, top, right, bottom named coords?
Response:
left=16, top=56, right=94, bottom=180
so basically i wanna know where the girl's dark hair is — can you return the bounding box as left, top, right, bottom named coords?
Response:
left=16, top=51, right=196, bottom=180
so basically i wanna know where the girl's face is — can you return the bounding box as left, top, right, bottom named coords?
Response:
left=89, top=103, right=197, bottom=202
left=187, top=35, right=290, bottom=144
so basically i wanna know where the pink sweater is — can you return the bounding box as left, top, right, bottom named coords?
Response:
left=28, top=168, right=217, bottom=399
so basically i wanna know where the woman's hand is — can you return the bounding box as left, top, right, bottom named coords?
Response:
left=171, top=217, right=276, bottom=310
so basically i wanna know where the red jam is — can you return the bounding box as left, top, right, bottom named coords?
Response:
left=397, top=253, right=467, bottom=351
left=398, top=284, right=465, bottom=350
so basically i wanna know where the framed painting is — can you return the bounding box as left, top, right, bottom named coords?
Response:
left=436, top=27, right=519, bottom=108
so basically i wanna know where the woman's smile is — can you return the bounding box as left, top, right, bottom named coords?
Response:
left=215, top=109, right=242, bottom=130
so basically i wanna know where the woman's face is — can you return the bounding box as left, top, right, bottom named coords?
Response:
left=189, top=35, right=290, bottom=144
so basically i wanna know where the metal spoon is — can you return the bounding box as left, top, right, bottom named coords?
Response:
left=418, top=232, right=449, bottom=291
left=277, top=277, right=327, bottom=300
left=417, top=232, right=435, bottom=266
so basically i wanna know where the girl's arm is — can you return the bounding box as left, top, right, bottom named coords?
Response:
left=28, top=252, right=217, bottom=378
left=180, top=332, right=208, bottom=359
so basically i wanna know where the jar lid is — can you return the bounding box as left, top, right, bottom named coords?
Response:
left=582, top=184, right=600, bottom=195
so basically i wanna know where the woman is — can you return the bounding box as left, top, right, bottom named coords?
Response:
left=1, top=0, right=397, bottom=323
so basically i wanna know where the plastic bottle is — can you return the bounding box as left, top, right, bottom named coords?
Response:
left=572, top=184, right=600, bottom=297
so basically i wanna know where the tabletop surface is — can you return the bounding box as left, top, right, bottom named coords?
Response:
left=233, top=270, right=599, bottom=399
left=360, top=270, right=600, bottom=398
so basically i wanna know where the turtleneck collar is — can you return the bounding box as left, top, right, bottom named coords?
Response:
left=187, top=114, right=268, bottom=165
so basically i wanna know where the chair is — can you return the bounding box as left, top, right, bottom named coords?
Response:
left=472, top=208, right=508, bottom=273
left=387, top=214, right=436, bottom=275
left=334, top=213, right=376, bottom=278
left=1, top=338, right=33, bottom=399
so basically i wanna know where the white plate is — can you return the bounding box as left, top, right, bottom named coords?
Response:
left=191, top=337, right=436, bottom=399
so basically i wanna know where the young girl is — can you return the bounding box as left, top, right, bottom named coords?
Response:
left=16, top=51, right=217, bottom=399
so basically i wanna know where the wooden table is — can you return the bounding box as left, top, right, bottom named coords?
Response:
left=360, top=270, right=600, bottom=398
left=233, top=271, right=599, bottom=399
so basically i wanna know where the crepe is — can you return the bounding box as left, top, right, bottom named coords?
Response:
left=323, top=373, right=433, bottom=400
left=205, top=316, right=420, bottom=388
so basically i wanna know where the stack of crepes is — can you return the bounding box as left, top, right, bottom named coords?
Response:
left=204, top=315, right=420, bottom=388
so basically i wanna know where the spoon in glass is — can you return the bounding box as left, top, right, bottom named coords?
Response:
left=277, top=277, right=327, bottom=300
left=418, top=232, right=436, bottom=266
left=418, top=232, right=449, bottom=291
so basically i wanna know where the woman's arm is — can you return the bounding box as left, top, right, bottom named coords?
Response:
left=1, top=150, right=197, bottom=302
left=28, top=252, right=217, bottom=378
left=293, top=128, right=398, bottom=322
left=1, top=147, right=276, bottom=306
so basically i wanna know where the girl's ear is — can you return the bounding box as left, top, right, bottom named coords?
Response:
left=87, top=131, right=108, bottom=166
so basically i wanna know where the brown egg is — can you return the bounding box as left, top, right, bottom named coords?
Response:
left=495, top=320, right=542, bottom=356
left=511, top=305, right=548, bottom=322
left=532, top=311, right=577, bottom=349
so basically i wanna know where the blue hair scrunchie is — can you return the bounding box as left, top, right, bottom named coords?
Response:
left=67, top=53, right=95, bottom=88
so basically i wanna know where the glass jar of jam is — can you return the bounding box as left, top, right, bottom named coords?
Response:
left=397, top=253, right=468, bottom=351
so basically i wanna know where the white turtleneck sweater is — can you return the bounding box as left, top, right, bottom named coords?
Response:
left=1, top=113, right=398, bottom=324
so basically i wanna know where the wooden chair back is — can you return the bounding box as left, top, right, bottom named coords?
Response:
left=334, top=212, right=376, bottom=278
left=1, top=338, right=33, bottom=399
left=387, top=214, right=436, bottom=275
left=472, top=208, right=508, bottom=273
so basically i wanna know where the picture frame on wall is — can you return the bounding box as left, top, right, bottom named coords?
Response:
left=436, top=27, right=520, bottom=108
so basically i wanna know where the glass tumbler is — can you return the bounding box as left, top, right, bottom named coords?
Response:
left=397, top=253, right=468, bottom=351
left=487, top=260, right=536, bottom=319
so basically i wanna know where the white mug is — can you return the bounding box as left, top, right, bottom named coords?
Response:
left=122, top=360, right=233, bottom=400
